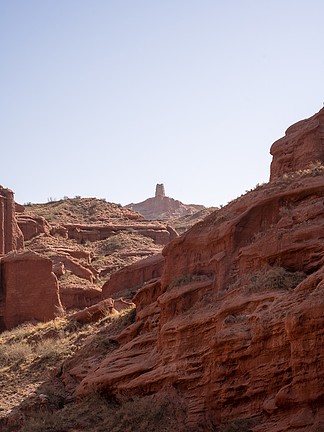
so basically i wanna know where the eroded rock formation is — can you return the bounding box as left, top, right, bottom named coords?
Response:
left=0, top=251, right=62, bottom=330
left=0, top=186, right=23, bottom=255
left=127, top=184, right=205, bottom=220
left=62, top=222, right=178, bottom=246
left=17, top=214, right=51, bottom=241
left=102, top=253, right=165, bottom=298
left=270, top=107, right=324, bottom=180
left=64, top=111, right=324, bottom=431
left=17, top=198, right=176, bottom=313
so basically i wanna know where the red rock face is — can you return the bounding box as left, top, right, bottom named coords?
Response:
left=102, top=253, right=165, bottom=298
left=17, top=214, right=51, bottom=241
left=71, top=167, right=324, bottom=429
left=0, top=186, right=23, bottom=254
left=270, top=108, right=324, bottom=180
left=62, top=222, right=177, bottom=246
left=0, top=251, right=63, bottom=330
left=59, top=285, right=102, bottom=311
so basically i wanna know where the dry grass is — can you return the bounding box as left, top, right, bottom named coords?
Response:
left=246, top=266, right=306, bottom=293
left=0, top=307, right=136, bottom=426
left=1, top=305, right=182, bottom=432
left=0, top=319, right=75, bottom=369
left=19, top=391, right=187, bottom=432
left=24, top=197, right=139, bottom=224
left=221, top=418, right=255, bottom=432
left=0, top=340, right=33, bottom=365
left=94, top=232, right=155, bottom=255
left=281, top=160, right=324, bottom=180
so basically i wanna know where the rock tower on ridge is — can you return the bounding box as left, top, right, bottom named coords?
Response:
left=127, top=184, right=204, bottom=220
left=155, top=184, right=165, bottom=198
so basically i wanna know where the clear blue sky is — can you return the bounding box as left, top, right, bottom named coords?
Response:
left=1, top=0, right=324, bottom=207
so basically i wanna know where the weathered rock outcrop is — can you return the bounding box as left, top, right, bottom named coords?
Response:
left=67, top=112, right=324, bottom=431
left=19, top=198, right=175, bottom=313
left=51, top=254, right=96, bottom=282
left=0, top=251, right=62, bottom=330
left=69, top=298, right=134, bottom=324
left=62, top=222, right=178, bottom=246
left=270, top=107, right=324, bottom=180
left=59, top=284, right=102, bottom=311
left=127, top=184, right=205, bottom=220
left=102, top=253, right=165, bottom=298
left=69, top=298, right=118, bottom=324
left=17, top=214, right=51, bottom=241
left=0, top=186, right=23, bottom=255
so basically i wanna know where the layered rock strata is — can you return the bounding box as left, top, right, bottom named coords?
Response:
left=72, top=172, right=324, bottom=431
left=0, top=251, right=62, bottom=330
left=102, top=253, right=165, bottom=298
left=270, top=107, right=324, bottom=180
left=67, top=111, right=324, bottom=431
left=62, top=222, right=178, bottom=246
left=17, top=214, right=51, bottom=241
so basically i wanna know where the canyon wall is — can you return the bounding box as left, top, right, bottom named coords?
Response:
left=68, top=110, right=324, bottom=432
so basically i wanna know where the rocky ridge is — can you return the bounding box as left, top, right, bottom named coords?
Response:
left=127, top=183, right=205, bottom=220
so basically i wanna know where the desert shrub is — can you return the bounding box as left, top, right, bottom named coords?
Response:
left=1, top=323, right=37, bottom=343
left=281, top=161, right=324, bottom=181
left=34, top=336, right=72, bottom=361
left=95, top=232, right=154, bottom=256
left=21, top=413, right=72, bottom=432
left=246, top=266, right=305, bottom=293
left=0, top=341, right=33, bottom=365
left=223, top=418, right=253, bottom=432
left=21, top=392, right=185, bottom=432
left=169, top=273, right=210, bottom=289
left=170, top=274, right=194, bottom=288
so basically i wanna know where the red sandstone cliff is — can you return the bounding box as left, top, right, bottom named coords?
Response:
left=1, top=110, right=323, bottom=431
left=0, top=251, right=63, bottom=330
left=63, top=110, right=324, bottom=431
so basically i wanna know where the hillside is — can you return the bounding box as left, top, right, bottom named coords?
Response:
left=22, top=197, right=142, bottom=224
left=126, top=183, right=207, bottom=220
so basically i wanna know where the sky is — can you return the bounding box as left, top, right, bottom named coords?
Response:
left=1, top=1, right=324, bottom=207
